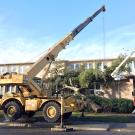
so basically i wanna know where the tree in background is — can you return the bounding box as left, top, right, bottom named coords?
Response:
left=47, top=54, right=131, bottom=93
left=64, top=69, right=80, bottom=87
left=79, top=68, right=105, bottom=88
left=79, top=54, right=131, bottom=89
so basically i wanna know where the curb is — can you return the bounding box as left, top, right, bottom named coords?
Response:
left=0, top=122, right=31, bottom=128
left=109, top=128, right=135, bottom=132
left=0, top=122, right=55, bottom=128
left=51, top=126, right=73, bottom=132
left=67, top=126, right=135, bottom=132
left=66, top=125, right=108, bottom=131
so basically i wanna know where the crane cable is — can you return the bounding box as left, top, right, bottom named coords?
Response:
left=102, top=12, right=106, bottom=71
left=102, top=13, right=106, bottom=60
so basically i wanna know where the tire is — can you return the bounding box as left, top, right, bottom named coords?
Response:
left=3, top=101, right=23, bottom=121
left=43, top=101, right=60, bottom=123
left=63, top=112, right=72, bottom=120
left=24, top=111, right=35, bottom=118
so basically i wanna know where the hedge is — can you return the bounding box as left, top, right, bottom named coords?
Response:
left=88, top=95, right=134, bottom=113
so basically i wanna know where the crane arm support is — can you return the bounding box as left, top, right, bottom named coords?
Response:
left=27, top=34, right=73, bottom=78
left=111, top=50, right=135, bottom=78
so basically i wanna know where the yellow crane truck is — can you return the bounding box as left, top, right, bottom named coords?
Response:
left=0, top=6, right=105, bottom=122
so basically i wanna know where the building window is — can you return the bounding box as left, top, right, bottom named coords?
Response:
left=8, top=66, right=12, bottom=73
left=22, top=65, right=30, bottom=73
left=1, top=66, right=8, bottom=74
left=88, top=63, right=93, bottom=69
left=20, top=66, right=24, bottom=74
left=74, top=64, right=80, bottom=70
left=82, top=63, right=92, bottom=69
left=68, top=64, right=75, bottom=70
left=84, top=64, right=88, bottom=69
left=11, top=66, right=18, bottom=73
left=96, top=62, right=102, bottom=69
left=0, top=67, right=3, bottom=74
left=18, top=66, right=22, bottom=73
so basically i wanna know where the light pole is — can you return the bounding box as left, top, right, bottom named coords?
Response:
left=60, top=90, right=64, bottom=128
left=51, top=90, right=73, bottom=132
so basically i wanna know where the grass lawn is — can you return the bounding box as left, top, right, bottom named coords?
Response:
left=0, top=110, right=135, bottom=123
left=71, top=112, right=135, bottom=123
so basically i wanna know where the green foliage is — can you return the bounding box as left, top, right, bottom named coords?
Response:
left=89, top=96, right=134, bottom=113
left=79, top=68, right=105, bottom=88
left=47, top=54, right=132, bottom=95
left=111, top=98, right=133, bottom=113
left=89, top=95, right=112, bottom=112
left=79, top=54, right=130, bottom=89
left=64, top=70, right=80, bottom=87
left=48, top=69, right=81, bottom=93
left=47, top=75, right=64, bottom=94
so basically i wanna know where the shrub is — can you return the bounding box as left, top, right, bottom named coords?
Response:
left=89, top=95, right=112, bottom=112
left=111, top=98, right=133, bottom=113
left=100, top=98, right=112, bottom=112
left=111, top=98, right=119, bottom=112
left=89, top=96, right=134, bottom=113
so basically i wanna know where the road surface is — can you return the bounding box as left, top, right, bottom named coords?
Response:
left=0, top=128, right=135, bottom=135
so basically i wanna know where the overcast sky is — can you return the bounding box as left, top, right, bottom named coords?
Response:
left=0, top=0, right=135, bottom=64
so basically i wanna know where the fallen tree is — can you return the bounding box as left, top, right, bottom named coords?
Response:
left=63, top=85, right=102, bottom=113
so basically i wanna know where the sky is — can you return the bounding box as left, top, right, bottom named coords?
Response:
left=0, top=0, right=135, bottom=64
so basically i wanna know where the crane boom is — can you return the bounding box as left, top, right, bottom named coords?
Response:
left=27, top=5, right=105, bottom=79
left=26, top=6, right=106, bottom=95
left=72, top=5, right=105, bottom=38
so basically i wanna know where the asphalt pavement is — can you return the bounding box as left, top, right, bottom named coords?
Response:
left=1, top=114, right=135, bottom=133
left=1, top=117, right=135, bottom=132
left=0, top=128, right=135, bottom=135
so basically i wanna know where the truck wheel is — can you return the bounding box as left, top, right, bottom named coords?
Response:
left=24, top=111, right=35, bottom=118
left=43, top=101, right=60, bottom=123
left=3, top=101, right=22, bottom=121
left=63, top=112, right=72, bottom=120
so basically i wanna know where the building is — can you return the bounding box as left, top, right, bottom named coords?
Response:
left=0, top=57, right=135, bottom=75
left=0, top=57, right=135, bottom=100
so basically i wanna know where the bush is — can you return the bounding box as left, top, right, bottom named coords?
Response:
left=111, top=98, right=119, bottom=112
left=101, top=98, right=112, bottom=112
left=111, top=98, right=133, bottom=113
left=89, top=96, right=134, bottom=113
left=89, top=95, right=112, bottom=112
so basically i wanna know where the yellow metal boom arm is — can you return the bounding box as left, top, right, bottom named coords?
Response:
left=26, top=6, right=106, bottom=96
left=27, top=5, right=105, bottom=79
